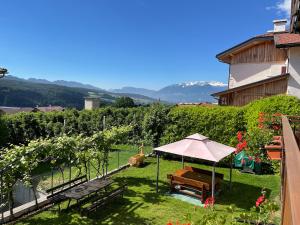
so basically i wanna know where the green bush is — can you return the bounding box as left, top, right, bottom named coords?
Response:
left=2, top=107, right=149, bottom=146
left=244, top=95, right=300, bottom=130
left=161, top=105, right=246, bottom=146
left=142, top=103, right=170, bottom=147
left=1, top=95, right=299, bottom=150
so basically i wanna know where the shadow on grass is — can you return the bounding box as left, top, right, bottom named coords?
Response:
left=217, top=180, right=272, bottom=210
left=89, top=198, right=153, bottom=225
left=113, top=176, right=169, bottom=204
left=139, top=161, right=151, bottom=168
left=18, top=198, right=152, bottom=225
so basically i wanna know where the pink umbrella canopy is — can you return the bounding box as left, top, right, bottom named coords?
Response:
left=154, top=133, right=235, bottom=162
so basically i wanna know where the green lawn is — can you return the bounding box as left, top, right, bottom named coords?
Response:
left=17, top=156, right=280, bottom=225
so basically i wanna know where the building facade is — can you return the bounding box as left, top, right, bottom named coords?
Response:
left=212, top=20, right=300, bottom=106
left=84, top=97, right=100, bottom=110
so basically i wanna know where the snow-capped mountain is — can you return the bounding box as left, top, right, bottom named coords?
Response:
left=111, top=81, right=227, bottom=103
left=178, top=81, right=227, bottom=87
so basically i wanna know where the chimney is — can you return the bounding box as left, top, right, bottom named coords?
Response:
left=273, top=19, right=287, bottom=32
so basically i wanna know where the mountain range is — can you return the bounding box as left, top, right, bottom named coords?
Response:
left=0, top=76, right=227, bottom=108
left=0, top=76, right=157, bottom=109
left=110, top=81, right=227, bottom=103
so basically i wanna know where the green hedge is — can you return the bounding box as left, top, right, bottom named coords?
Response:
left=244, top=95, right=300, bottom=130
left=161, top=105, right=246, bottom=145
left=1, top=107, right=149, bottom=146
left=1, top=95, right=300, bottom=148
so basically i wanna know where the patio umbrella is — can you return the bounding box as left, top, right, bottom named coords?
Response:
left=154, top=133, right=236, bottom=199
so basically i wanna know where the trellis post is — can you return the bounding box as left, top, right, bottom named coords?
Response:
left=1, top=171, right=3, bottom=224
left=156, top=151, right=160, bottom=193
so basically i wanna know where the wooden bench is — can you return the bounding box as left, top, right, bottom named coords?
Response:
left=85, top=185, right=127, bottom=214
left=167, top=174, right=207, bottom=201
left=167, top=167, right=224, bottom=201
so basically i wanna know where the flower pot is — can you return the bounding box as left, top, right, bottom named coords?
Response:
left=266, top=148, right=282, bottom=160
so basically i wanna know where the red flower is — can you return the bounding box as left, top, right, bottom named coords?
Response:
left=204, top=196, right=215, bottom=208
left=167, top=221, right=173, bottom=225
left=256, top=195, right=265, bottom=207
left=273, top=112, right=282, bottom=117
left=255, top=157, right=261, bottom=163
left=237, top=131, right=243, bottom=142
left=248, top=156, right=253, bottom=161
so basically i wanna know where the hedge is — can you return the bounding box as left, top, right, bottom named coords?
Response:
left=1, top=107, right=149, bottom=146
left=1, top=95, right=300, bottom=148
left=161, top=105, right=246, bottom=146
left=244, top=95, right=300, bottom=130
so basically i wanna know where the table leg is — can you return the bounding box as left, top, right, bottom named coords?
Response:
left=67, top=199, right=71, bottom=209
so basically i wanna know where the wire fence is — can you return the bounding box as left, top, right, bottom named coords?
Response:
left=0, top=144, right=153, bottom=222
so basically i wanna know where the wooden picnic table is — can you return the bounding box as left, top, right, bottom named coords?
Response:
left=175, top=169, right=210, bottom=190
left=173, top=168, right=222, bottom=190
left=63, top=178, right=113, bottom=201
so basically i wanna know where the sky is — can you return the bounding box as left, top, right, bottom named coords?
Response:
left=0, top=0, right=292, bottom=90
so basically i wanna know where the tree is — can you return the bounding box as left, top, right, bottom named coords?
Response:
left=142, top=103, right=170, bottom=147
left=114, top=96, right=135, bottom=108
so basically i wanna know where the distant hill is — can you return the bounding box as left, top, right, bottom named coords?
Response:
left=27, top=77, right=104, bottom=91
left=111, top=81, right=227, bottom=103
left=0, top=76, right=158, bottom=109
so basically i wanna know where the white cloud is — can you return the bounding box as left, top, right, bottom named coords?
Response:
left=277, top=0, right=291, bottom=17
left=266, top=0, right=291, bottom=18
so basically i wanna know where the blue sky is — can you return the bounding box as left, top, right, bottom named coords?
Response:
left=0, top=0, right=291, bottom=90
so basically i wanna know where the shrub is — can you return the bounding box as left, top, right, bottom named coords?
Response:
left=114, top=96, right=135, bottom=108
left=244, top=95, right=300, bottom=130
left=143, top=104, right=170, bottom=147
left=161, top=105, right=246, bottom=146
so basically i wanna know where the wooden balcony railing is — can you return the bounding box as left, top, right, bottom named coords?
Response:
left=281, top=116, right=300, bottom=225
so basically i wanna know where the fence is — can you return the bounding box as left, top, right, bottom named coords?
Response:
left=281, top=116, right=300, bottom=225
left=0, top=144, right=152, bottom=223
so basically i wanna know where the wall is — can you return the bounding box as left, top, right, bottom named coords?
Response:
left=84, top=99, right=100, bottom=110
left=13, top=180, right=46, bottom=206
left=229, top=62, right=286, bottom=88
left=288, top=47, right=300, bottom=98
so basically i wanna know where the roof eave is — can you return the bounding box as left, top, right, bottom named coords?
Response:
left=276, top=42, right=300, bottom=48
left=216, top=36, right=274, bottom=63
left=211, top=74, right=289, bottom=97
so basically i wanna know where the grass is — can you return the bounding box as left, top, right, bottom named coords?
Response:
left=16, top=154, right=280, bottom=225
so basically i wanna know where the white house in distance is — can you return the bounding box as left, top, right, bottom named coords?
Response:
left=212, top=18, right=300, bottom=106
left=84, top=97, right=100, bottom=110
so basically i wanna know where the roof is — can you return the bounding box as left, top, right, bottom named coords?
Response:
left=217, top=31, right=300, bottom=63
left=0, top=106, right=64, bottom=114
left=0, top=106, right=36, bottom=114
left=154, top=133, right=235, bottom=162
left=36, top=106, right=64, bottom=112
left=212, top=74, right=289, bottom=97
left=275, top=33, right=300, bottom=47
left=216, top=33, right=277, bottom=63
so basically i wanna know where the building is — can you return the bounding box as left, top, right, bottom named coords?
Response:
left=84, top=97, right=100, bottom=110
left=0, top=106, right=38, bottom=115
left=36, top=105, right=64, bottom=113
left=212, top=20, right=300, bottom=106
left=0, top=106, right=64, bottom=115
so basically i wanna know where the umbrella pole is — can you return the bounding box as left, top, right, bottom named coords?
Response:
left=182, top=155, right=184, bottom=169
left=156, top=152, right=160, bottom=193
left=212, top=162, right=216, bottom=199
left=230, top=154, right=233, bottom=191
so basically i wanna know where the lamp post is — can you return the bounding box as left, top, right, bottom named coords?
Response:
left=0, top=68, right=8, bottom=79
